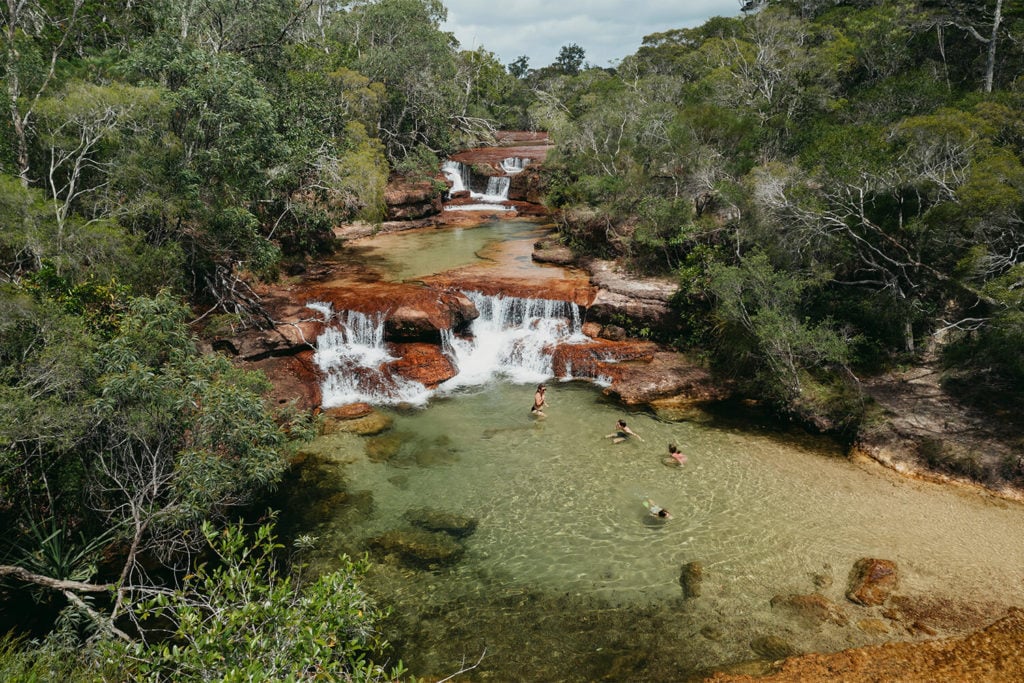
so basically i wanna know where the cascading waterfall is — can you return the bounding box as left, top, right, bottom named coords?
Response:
left=501, top=157, right=529, bottom=174
left=440, top=160, right=515, bottom=211
left=441, top=160, right=470, bottom=194
left=311, top=292, right=593, bottom=406
left=309, top=302, right=432, bottom=407
left=439, top=291, right=587, bottom=391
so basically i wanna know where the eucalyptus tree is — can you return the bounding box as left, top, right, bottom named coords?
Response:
left=328, top=0, right=459, bottom=161
left=1, top=0, right=85, bottom=184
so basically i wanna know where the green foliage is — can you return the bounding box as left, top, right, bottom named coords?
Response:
left=706, top=252, right=852, bottom=401
left=112, top=519, right=405, bottom=683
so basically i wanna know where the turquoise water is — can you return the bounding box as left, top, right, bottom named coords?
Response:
left=282, top=381, right=1024, bottom=681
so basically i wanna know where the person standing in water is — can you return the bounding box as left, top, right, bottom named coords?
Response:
left=606, top=419, right=643, bottom=443
left=531, top=383, right=548, bottom=417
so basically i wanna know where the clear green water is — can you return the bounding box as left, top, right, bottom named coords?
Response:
left=281, top=381, right=1024, bottom=681
left=349, top=220, right=549, bottom=282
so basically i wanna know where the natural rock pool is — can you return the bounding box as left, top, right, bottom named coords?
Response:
left=278, top=381, right=1024, bottom=681
left=270, top=217, right=1024, bottom=680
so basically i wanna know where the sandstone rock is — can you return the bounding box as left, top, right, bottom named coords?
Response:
left=770, top=593, right=849, bottom=627
left=324, top=402, right=373, bottom=420
left=531, top=238, right=576, bottom=266
left=599, top=324, right=628, bottom=341
left=385, top=343, right=458, bottom=388
left=846, top=558, right=899, bottom=606
left=323, top=410, right=393, bottom=436
left=581, top=322, right=602, bottom=337
left=385, top=179, right=443, bottom=220
left=403, top=508, right=478, bottom=538
left=385, top=290, right=479, bottom=341
left=750, top=635, right=797, bottom=660
left=679, top=561, right=704, bottom=599
left=602, top=352, right=731, bottom=406
left=366, top=528, right=465, bottom=569
left=857, top=618, right=891, bottom=635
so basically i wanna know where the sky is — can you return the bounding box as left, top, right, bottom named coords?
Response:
left=440, top=1, right=743, bottom=70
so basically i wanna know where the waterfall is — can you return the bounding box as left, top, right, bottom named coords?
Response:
left=311, top=292, right=592, bottom=406
left=501, top=157, right=529, bottom=174
left=438, top=291, right=587, bottom=392
left=441, top=160, right=469, bottom=194
left=310, top=304, right=432, bottom=407
left=440, top=159, right=513, bottom=209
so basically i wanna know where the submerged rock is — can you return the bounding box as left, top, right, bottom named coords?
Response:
left=750, top=635, right=798, bottom=660
left=846, top=558, right=899, bottom=606
left=366, top=528, right=465, bottom=569
left=365, top=433, right=405, bottom=462
left=770, top=593, right=849, bottom=627
left=403, top=508, right=478, bottom=539
left=322, top=410, right=393, bottom=436
left=679, top=561, right=704, bottom=599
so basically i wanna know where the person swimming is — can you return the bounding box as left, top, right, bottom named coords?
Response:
left=531, top=383, right=548, bottom=417
left=643, top=498, right=672, bottom=519
left=666, top=443, right=687, bottom=466
left=606, top=419, right=643, bottom=444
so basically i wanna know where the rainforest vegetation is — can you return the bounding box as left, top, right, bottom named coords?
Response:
left=1, top=0, right=1021, bottom=679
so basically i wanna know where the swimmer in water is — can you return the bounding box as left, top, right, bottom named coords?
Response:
left=644, top=498, right=672, bottom=519
left=606, top=419, right=643, bottom=444
left=665, top=443, right=687, bottom=467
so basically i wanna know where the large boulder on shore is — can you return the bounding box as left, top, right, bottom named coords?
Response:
left=601, top=352, right=731, bottom=406
left=385, top=178, right=443, bottom=220
left=583, top=259, right=681, bottom=336
left=846, top=558, right=899, bottom=606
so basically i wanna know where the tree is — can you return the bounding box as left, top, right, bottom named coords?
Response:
left=109, top=519, right=405, bottom=682
left=555, top=43, right=586, bottom=75
left=508, top=54, right=530, bottom=79
left=706, top=251, right=852, bottom=402
left=1, top=0, right=85, bottom=184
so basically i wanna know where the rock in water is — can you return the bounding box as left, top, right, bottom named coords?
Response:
left=846, top=558, right=899, bottom=606
left=680, top=561, right=704, bottom=599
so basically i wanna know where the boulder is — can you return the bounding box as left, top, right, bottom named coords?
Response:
left=384, top=290, right=479, bottom=341
left=583, top=258, right=681, bottom=336
left=385, top=178, right=443, bottom=220
left=770, top=593, right=849, bottom=627
left=403, top=508, right=478, bottom=538
left=324, top=402, right=373, bottom=420
left=846, top=558, right=899, bottom=606
left=679, top=561, right=704, bottom=599
left=602, top=352, right=731, bottom=406
left=385, top=343, right=459, bottom=388
left=322, top=410, right=393, bottom=436
left=532, top=238, right=576, bottom=266
left=750, top=635, right=798, bottom=660
left=366, top=528, right=465, bottom=569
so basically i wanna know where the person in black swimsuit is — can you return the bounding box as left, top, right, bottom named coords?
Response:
left=531, top=384, right=548, bottom=417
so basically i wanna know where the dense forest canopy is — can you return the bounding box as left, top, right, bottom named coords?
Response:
left=540, top=0, right=1024, bottom=426
left=1, top=0, right=1022, bottom=678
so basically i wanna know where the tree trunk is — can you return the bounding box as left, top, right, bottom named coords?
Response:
left=984, top=0, right=1003, bottom=93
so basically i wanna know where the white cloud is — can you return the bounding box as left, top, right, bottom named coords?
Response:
left=442, top=0, right=741, bottom=68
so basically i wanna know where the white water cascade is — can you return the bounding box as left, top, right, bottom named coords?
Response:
left=440, top=160, right=515, bottom=211
left=439, top=291, right=588, bottom=391
left=311, top=292, right=593, bottom=406
left=501, top=157, right=530, bottom=174
left=310, top=302, right=433, bottom=407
